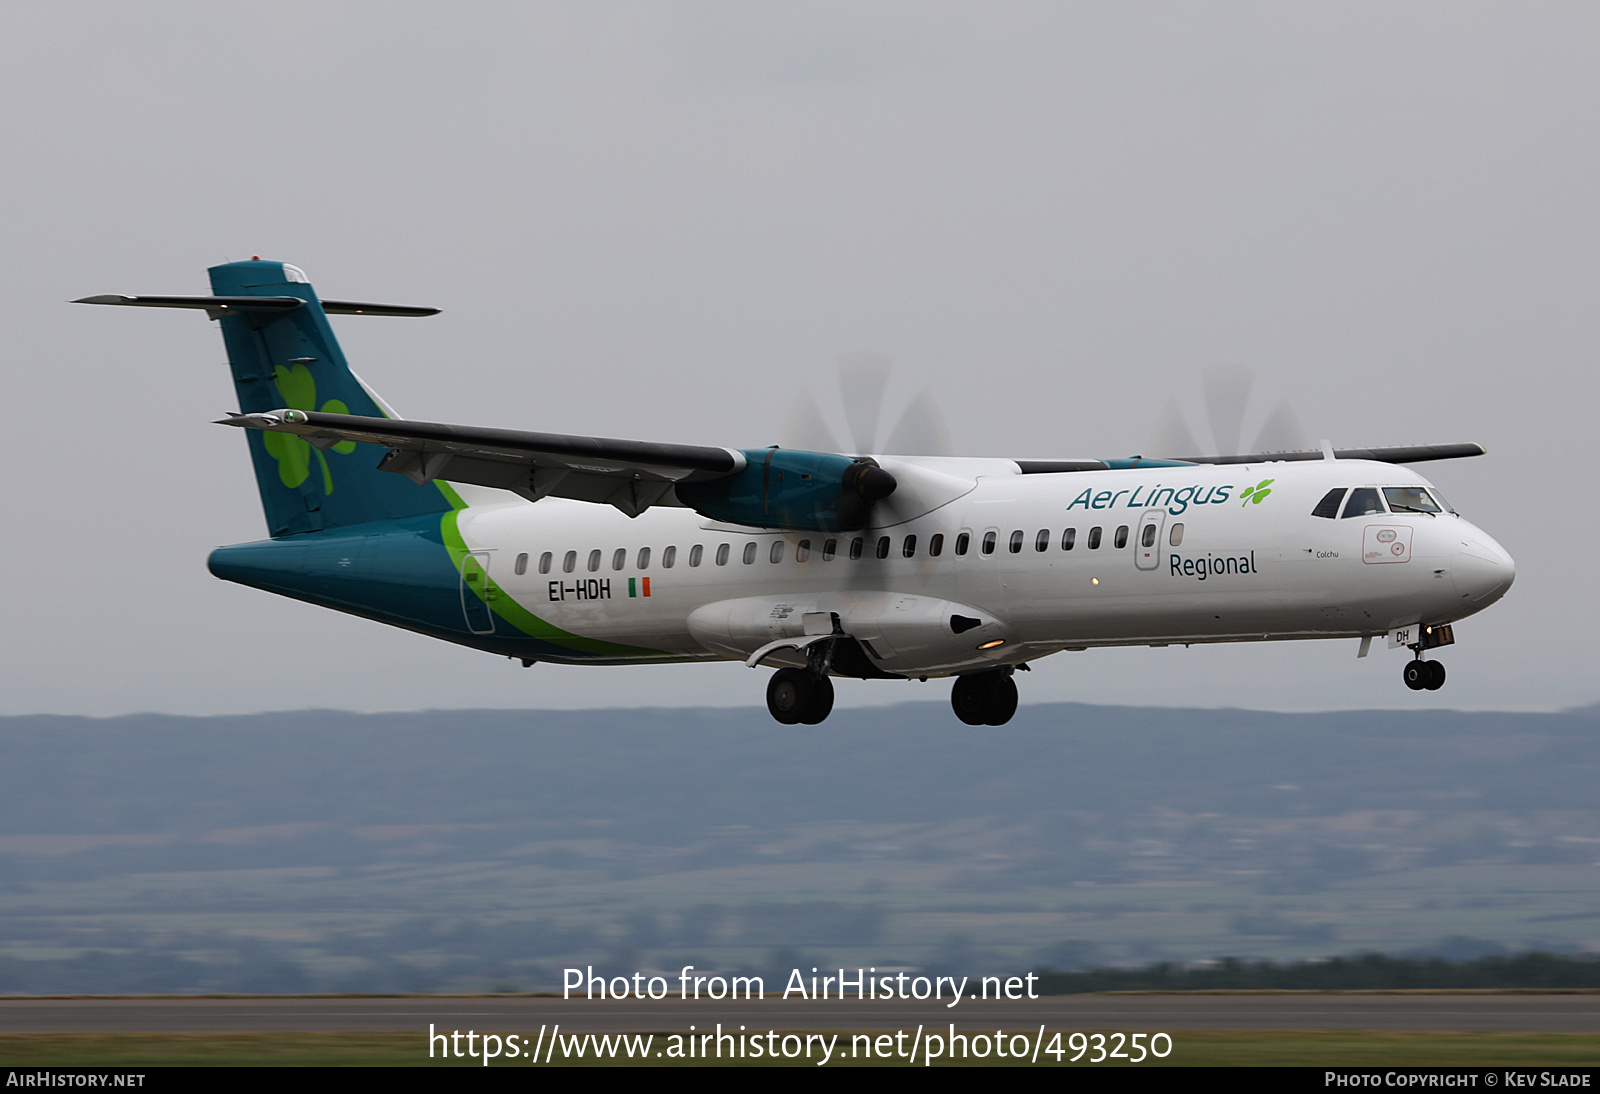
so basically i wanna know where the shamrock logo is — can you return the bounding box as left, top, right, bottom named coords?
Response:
left=1239, top=478, right=1275, bottom=506
left=260, top=363, right=357, bottom=492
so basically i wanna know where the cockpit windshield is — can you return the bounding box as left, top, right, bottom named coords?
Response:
left=1383, top=486, right=1443, bottom=515
left=1340, top=488, right=1386, bottom=518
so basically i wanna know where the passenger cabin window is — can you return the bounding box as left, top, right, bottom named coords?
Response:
left=1088, top=526, right=1102, bottom=550
left=1311, top=488, right=1346, bottom=519
left=876, top=536, right=890, bottom=559
left=688, top=545, right=703, bottom=567
left=1114, top=525, right=1129, bottom=549
left=929, top=533, right=944, bottom=557
left=515, top=553, right=528, bottom=576
left=822, top=538, right=837, bottom=561
left=1035, top=529, right=1050, bottom=552
left=1009, top=530, right=1024, bottom=554
left=1341, top=488, right=1386, bottom=518
left=902, top=535, right=917, bottom=558
left=662, top=546, right=676, bottom=568
left=612, top=548, right=626, bottom=571
left=1169, top=523, right=1184, bottom=547
left=743, top=542, right=757, bottom=565
left=588, top=549, right=602, bottom=572
left=796, top=539, right=810, bottom=562
left=955, top=532, right=970, bottom=556
left=1383, top=487, right=1442, bottom=514
left=1141, top=524, right=1157, bottom=548
left=981, top=531, right=997, bottom=555
left=849, top=537, right=864, bottom=560
left=539, top=551, right=553, bottom=574
left=563, top=550, right=577, bottom=574
left=716, top=544, right=731, bottom=565
left=1062, top=528, right=1076, bottom=551
left=637, top=547, right=651, bottom=569
left=769, top=540, right=784, bottom=564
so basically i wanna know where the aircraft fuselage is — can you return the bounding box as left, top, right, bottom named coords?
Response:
left=210, top=456, right=1514, bottom=680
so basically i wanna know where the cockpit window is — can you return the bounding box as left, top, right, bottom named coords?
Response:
left=1383, top=487, right=1442, bottom=515
left=1311, top=488, right=1346, bottom=519
left=1340, top=488, right=1386, bottom=518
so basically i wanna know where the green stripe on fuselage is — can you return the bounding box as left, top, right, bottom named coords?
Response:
left=438, top=508, right=672, bottom=660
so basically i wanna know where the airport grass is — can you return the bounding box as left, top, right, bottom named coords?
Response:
left=1, top=1030, right=1599, bottom=1066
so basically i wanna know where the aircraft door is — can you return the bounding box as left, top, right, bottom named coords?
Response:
left=1134, top=509, right=1166, bottom=571
left=460, top=551, right=496, bottom=634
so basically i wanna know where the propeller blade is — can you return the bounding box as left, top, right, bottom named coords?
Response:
left=1148, top=397, right=1201, bottom=459
left=1252, top=399, right=1310, bottom=455
left=883, top=387, right=953, bottom=456
left=779, top=389, right=843, bottom=453
left=837, top=351, right=893, bottom=454
left=1203, top=364, right=1255, bottom=456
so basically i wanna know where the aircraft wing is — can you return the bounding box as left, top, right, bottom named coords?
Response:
left=220, top=408, right=743, bottom=516
left=1173, top=443, right=1486, bottom=465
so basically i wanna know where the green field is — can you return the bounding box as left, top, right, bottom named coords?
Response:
left=1, top=1030, right=1597, bottom=1067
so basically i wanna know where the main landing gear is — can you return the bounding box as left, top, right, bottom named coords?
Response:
left=1403, top=658, right=1446, bottom=691
left=951, top=669, right=1018, bottom=726
left=766, top=668, right=835, bottom=725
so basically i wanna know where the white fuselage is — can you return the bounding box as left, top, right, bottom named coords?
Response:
left=454, top=457, right=1514, bottom=677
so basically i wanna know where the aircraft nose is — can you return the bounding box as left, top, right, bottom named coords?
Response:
left=1451, top=530, right=1515, bottom=607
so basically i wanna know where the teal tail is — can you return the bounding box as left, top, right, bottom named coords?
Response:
left=208, top=260, right=455, bottom=536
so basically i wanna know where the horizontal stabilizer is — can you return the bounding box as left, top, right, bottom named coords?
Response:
left=73, top=294, right=439, bottom=317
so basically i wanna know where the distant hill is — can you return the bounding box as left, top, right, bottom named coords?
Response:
left=1, top=703, right=1597, bottom=992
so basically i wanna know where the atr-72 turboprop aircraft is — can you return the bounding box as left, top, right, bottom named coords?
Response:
left=79, top=260, right=1515, bottom=725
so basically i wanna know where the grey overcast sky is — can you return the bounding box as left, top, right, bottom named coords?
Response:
left=3, top=2, right=1594, bottom=715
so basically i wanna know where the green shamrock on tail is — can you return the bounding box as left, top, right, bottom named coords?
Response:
left=261, top=363, right=357, bottom=492
left=1239, top=478, right=1275, bottom=506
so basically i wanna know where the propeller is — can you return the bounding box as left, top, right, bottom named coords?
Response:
left=1149, top=365, right=1310, bottom=459
left=781, top=353, right=953, bottom=457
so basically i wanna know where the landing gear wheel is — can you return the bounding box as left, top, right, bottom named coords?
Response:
left=766, top=668, right=835, bottom=725
left=951, top=671, right=1018, bottom=726
left=799, top=674, right=835, bottom=724
left=951, top=673, right=998, bottom=725
left=767, top=668, right=810, bottom=724
left=1424, top=660, right=1446, bottom=691
left=987, top=675, right=1018, bottom=726
left=1402, top=661, right=1428, bottom=691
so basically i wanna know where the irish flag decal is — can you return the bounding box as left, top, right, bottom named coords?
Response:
left=628, top=577, right=652, bottom=597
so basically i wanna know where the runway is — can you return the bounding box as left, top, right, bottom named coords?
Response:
left=1, top=994, right=1596, bottom=1034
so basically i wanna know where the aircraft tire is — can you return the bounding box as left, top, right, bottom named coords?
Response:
left=799, top=674, right=835, bottom=724
left=986, top=675, right=1019, bottom=725
left=951, top=673, right=1000, bottom=725
left=1425, top=661, right=1446, bottom=691
left=766, top=668, right=812, bottom=725
left=1402, top=661, right=1429, bottom=691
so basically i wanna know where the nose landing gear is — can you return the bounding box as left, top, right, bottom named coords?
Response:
left=1403, top=658, right=1446, bottom=691
left=766, top=667, right=836, bottom=725
left=951, top=669, right=1019, bottom=725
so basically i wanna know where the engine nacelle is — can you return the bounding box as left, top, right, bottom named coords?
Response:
left=675, top=448, right=895, bottom=533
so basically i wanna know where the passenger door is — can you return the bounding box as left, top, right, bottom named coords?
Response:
left=1134, top=509, right=1166, bottom=571
left=460, top=551, right=496, bottom=634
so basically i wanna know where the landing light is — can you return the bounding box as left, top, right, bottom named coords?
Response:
left=977, top=639, right=1005, bottom=650
left=1091, top=577, right=1099, bottom=585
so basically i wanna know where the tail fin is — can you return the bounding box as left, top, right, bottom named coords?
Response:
left=207, top=260, right=457, bottom=536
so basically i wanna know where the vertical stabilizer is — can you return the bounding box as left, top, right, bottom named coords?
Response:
left=208, top=260, right=456, bottom=536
